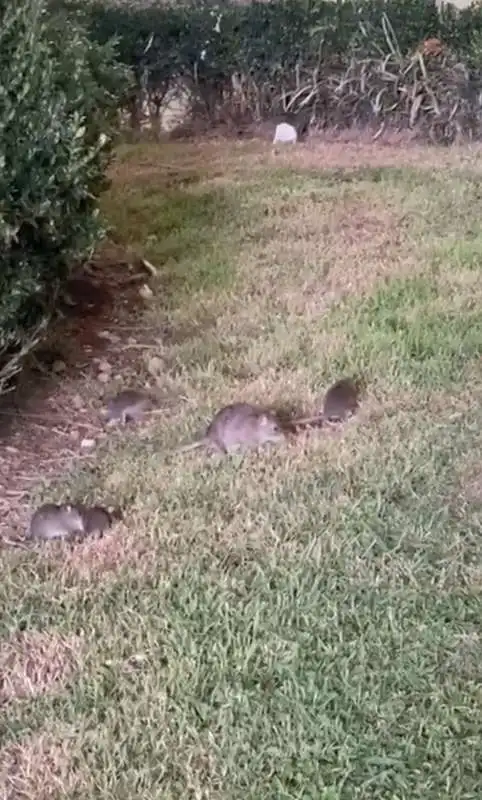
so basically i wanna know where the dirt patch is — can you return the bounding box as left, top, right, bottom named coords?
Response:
left=0, top=631, right=84, bottom=706
left=0, top=243, right=163, bottom=540
left=0, top=729, right=90, bottom=800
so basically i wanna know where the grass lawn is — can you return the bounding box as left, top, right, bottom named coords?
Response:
left=1, top=139, right=482, bottom=799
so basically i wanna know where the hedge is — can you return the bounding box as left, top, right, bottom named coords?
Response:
left=45, top=0, right=482, bottom=142
left=0, top=0, right=130, bottom=392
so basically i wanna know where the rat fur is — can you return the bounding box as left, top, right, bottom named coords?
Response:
left=73, top=504, right=116, bottom=536
left=176, top=402, right=285, bottom=454
left=27, top=503, right=86, bottom=541
left=288, top=377, right=362, bottom=431
left=104, top=389, right=156, bottom=425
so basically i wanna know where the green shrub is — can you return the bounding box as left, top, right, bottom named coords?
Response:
left=0, top=0, right=130, bottom=393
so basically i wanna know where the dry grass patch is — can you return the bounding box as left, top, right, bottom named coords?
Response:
left=272, top=137, right=482, bottom=172
left=114, top=138, right=482, bottom=187
left=423, top=269, right=482, bottom=317
left=0, top=631, right=84, bottom=706
left=0, top=728, right=90, bottom=800
left=112, top=138, right=267, bottom=190
left=461, top=472, right=482, bottom=505
left=453, top=434, right=482, bottom=507
left=372, top=382, right=479, bottom=424
left=52, top=523, right=158, bottom=584
left=234, top=193, right=411, bottom=308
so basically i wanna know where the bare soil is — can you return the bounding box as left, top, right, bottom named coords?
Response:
left=0, top=244, right=154, bottom=539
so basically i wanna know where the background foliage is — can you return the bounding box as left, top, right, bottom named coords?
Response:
left=58, top=0, right=482, bottom=134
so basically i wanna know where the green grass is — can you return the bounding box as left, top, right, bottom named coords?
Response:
left=2, top=140, right=482, bottom=799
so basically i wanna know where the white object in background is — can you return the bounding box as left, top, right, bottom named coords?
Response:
left=273, top=122, right=298, bottom=144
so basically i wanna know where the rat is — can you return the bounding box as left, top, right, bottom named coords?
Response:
left=2, top=504, right=119, bottom=549
left=27, top=503, right=86, bottom=541
left=322, top=377, right=361, bottom=421
left=176, top=402, right=286, bottom=454
left=288, top=377, right=362, bottom=431
left=73, top=504, right=115, bottom=536
left=104, top=389, right=156, bottom=425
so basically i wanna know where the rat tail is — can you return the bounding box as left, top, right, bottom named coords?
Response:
left=175, top=438, right=205, bottom=454
left=288, top=414, right=325, bottom=431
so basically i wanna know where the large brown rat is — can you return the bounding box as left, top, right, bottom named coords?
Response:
left=27, top=503, right=86, bottom=541
left=176, top=402, right=285, bottom=454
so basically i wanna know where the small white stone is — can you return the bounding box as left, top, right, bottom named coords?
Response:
left=139, top=284, right=154, bottom=300
left=273, top=123, right=297, bottom=144
left=80, top=438, right=96, bottom=450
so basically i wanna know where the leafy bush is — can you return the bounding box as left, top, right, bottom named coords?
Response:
left=0, top=0, right=130, bottom=393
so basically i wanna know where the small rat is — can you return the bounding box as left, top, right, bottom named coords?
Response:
left=75, top=504, right=115, bottom=536
left=322, top=377, right=361, bottom=421
left=2, top=504, right=119, bottom=549
left=28, top=503, right=86, bottom=541
left=104, top=389, right=155, bottom=425
left=176, top=402, right=285, bottom=454
left=288, top=377, right=362, bottom=430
